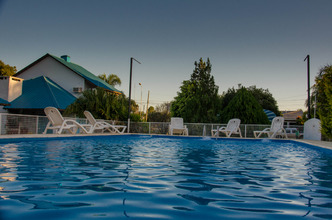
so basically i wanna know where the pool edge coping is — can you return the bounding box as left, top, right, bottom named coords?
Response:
left=0, top=133, right=331, bottom=151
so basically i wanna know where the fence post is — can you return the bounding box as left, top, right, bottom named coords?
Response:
left=202, top=125, right=206, bottom=137
left=36, top=115, right=39, bottom=134
left=149, top=122, right=151, bottom=134
left=245, top=124, right=247, bottom=138
left=0, top=113, right=2, bottom=135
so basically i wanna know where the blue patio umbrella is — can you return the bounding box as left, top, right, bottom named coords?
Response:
left=263, top=109, right=276, bottom=122
left=4, top=76, right=76, bottom=110
left=0, top=97, right=10, bottom=106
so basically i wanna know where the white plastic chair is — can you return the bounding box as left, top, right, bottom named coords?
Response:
left=84, top=111, right=127, bottom=134
left=254, top=116, right=288, bottom=138
left=211, top=118, right=242, bottom=138
left=168, top=117, right=188, bottom=136
left=43, top=107, right=92, bottom=134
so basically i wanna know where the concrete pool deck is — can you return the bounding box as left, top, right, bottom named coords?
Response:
left=294, top=139, right=332, bottom=150
left=0, top=133, right=331, bottom=151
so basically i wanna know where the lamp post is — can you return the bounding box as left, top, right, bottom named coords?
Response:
left=304, top=55, right=310, bottom=119
left=127, top=57, right=141, bottom=133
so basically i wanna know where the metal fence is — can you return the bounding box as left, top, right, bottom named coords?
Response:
left=129, top=122, right=304, bottom=138
left=0, top=113, right=305, bottom=139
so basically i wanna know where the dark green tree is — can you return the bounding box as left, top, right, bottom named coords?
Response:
left=312, top=65, right=332, bottom=139
left=247, top=86, right=280, bottom=115
left=220, top=87, right=237, bottom=110
left=171, top=58, right=221, bottom=123
left=221, top=87, right=270, bottom=124
left=221, top=86, right=280, bottom=115
left=64, top=87, right=137, bottom=121
left=0, top=60, right=17, bottom=76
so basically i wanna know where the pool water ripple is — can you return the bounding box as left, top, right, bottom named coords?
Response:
left=1, top=135, right=332, bottom=219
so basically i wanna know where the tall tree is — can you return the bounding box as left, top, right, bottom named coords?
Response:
left=155, top=102, right=171, bottom=113
left=64, top=87, right=133, bottom=121
left=171, top=58, right=221, bottom=123
left=148, top=102, right=171, bottom=122
left=312, top=65, right=332, bottom=139
left=247, top=86, right=280, bottom=115
left=98, top=73, right=121, bottom=86
left=221, top=87, right=270, bottom=124
left=221, top=86, right=280, bottom=115
left=0, top=60, right=17, bottom=76
left=220, top=87, right=237, bottom=110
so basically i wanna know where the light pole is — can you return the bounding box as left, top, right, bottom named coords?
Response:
left=139, top=83, right=142, bottom=118
left=127, top=57, right=141, bottom=133
left=304, top=55, right=310, bottom=119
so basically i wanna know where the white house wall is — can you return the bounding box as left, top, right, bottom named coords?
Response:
left=17, top=57, right=85, bottom=97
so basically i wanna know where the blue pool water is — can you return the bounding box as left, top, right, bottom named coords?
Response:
left=0, top=135, right=332, bottom=219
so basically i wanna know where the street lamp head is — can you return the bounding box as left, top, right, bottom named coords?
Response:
left=131, top=57, right=141, bottom=65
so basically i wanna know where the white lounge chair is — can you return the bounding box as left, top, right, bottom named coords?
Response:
left=84, top=111, right=126, bottom=134
left=169, top=117, right=188, bottom=136
left=254, top=116, right=288, bottom=138
left=211, top=118, right=242, bottom=138
left=43, top=107, right=92, bottom=134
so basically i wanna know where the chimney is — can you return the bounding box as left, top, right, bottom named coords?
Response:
left=61, top=55, right=71, bottom=62
left=0, top=76, right=24, bottom=102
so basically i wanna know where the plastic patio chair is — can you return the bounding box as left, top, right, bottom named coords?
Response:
left=168, top=117, right=188, bottom=136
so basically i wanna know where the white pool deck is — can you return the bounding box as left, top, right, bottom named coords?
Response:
left=0, top=133, right=331, bottom=151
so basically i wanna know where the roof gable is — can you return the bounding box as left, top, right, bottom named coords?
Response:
left=5, top=76, right=76, bottom=110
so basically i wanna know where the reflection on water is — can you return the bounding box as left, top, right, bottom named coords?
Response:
left=0, top=136, right=332, bottom=219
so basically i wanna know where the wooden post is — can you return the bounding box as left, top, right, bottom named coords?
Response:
left=145, top=90, right=150, bottom=121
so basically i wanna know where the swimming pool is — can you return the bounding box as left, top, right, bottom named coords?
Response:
left=0, top=135, right=331, bottom=219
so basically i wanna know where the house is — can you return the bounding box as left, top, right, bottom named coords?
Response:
left=282, top=110, right=303, bottom=126
left=1, top=53, right=121, bottom=115
left=15, top=53, right=121, bottom=97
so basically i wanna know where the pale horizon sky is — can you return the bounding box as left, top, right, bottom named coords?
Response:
left=1, top=0, right=331, bottom=111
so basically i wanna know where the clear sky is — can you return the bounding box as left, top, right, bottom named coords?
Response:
left=1, top=0, right=331, bottom=111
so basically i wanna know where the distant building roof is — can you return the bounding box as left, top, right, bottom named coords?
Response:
left=0, top=97, right=10, bottom=106
left=16, top=53, right=122, bottom=94
left=282, top=110, right=303, bottom=121
left=5, top=76, right=76, bottom=110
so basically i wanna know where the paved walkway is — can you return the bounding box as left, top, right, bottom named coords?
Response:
left=295, top=139, right=332, bottom=150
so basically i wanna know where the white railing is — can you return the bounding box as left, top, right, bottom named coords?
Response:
left=0, top=113, right=304, bottom=138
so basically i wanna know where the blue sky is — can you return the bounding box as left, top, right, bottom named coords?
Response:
left=1, top=0, right=331, bottom=111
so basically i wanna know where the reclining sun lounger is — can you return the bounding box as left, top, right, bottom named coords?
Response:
left=254, top=116, right=288, bottom=138
left=84, top=111, right=127, bottom=134
left=211, top=118, right=242, bottom=138
left=43, top=107, right=92, bottom=134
